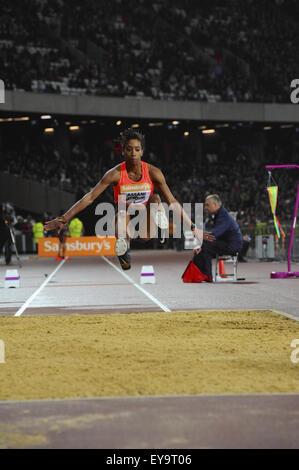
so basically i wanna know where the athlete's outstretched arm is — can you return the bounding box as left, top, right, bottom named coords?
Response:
left=45, top=168, right=119, bottom=231
left=150, top=166, right=215, bottom=243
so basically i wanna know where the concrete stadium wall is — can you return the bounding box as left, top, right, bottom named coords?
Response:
left=1, top=91, right=299, bottom=122
left=0, top=172, right=76, bottom=215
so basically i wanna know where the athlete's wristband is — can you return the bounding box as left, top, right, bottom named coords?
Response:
left=58, top=217, right=67, bottom=225
left=191, top=223, right=196, bottom=231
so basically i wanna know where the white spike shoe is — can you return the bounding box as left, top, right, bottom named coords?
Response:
left=115, top=238, right=131, bottom=270
left=155, top=211, right=169, bottom=230
left=115, top=238, right=128, bottom=256
left=155, top=211, right=169, bottom=244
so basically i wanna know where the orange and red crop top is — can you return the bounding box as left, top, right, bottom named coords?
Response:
left=113, top=161, right=154, bottom=205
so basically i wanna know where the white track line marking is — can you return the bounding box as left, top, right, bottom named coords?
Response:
left=14, top=259, right=66, bottom=317
left=102, top=256, right=171, bottom=312
left=271, top=309, right=299, bottom=322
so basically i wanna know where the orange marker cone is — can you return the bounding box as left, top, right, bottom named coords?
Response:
left=218, top=259, right=226, bottom=278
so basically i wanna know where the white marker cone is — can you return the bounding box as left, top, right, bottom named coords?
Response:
left=140, top=265, right=156, bottom=284
left=4, top=269, right=20, bottom=288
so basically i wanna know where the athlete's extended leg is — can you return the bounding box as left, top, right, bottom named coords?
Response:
left=141, top=194, right=169, bottom=241
left=115, top=209, right=131, bottom=270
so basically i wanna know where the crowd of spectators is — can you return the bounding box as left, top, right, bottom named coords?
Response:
left=156, top=133, right=299, bottom=230
left=1, top=0, right=298, bottom=103
left=1, top=203, right=59, bottom=246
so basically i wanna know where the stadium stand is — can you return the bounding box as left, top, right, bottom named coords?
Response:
left=1, top=0, right=298, bottom=102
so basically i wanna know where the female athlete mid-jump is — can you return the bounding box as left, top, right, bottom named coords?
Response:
left=45, top=128, right=214, bottom=269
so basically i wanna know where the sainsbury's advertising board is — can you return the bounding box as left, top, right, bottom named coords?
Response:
left=38, top=237, right=116, bottom=257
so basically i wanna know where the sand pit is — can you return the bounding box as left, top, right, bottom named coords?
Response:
left=0, top=310, right=299, bottom=400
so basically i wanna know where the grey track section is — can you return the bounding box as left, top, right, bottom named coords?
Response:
left=0, top=251, right=298, bottom=318
left=1, top=394, right=299, bottom=449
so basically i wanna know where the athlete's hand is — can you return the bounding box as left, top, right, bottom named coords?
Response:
left=193, top=245, right=202, bottom=255
left=44, top=218, right=65, bottom=233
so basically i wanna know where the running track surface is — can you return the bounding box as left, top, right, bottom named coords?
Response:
left=0, top=250, right=299, bottom=449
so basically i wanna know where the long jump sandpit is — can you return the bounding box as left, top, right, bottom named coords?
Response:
left=1, top=309, right=299, bottom=400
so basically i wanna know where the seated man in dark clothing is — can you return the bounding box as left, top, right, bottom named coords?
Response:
left=192, top=194, right=243, bottom=280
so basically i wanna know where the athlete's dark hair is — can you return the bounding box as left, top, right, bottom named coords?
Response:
left=119, top=127, right=145, bottom=150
